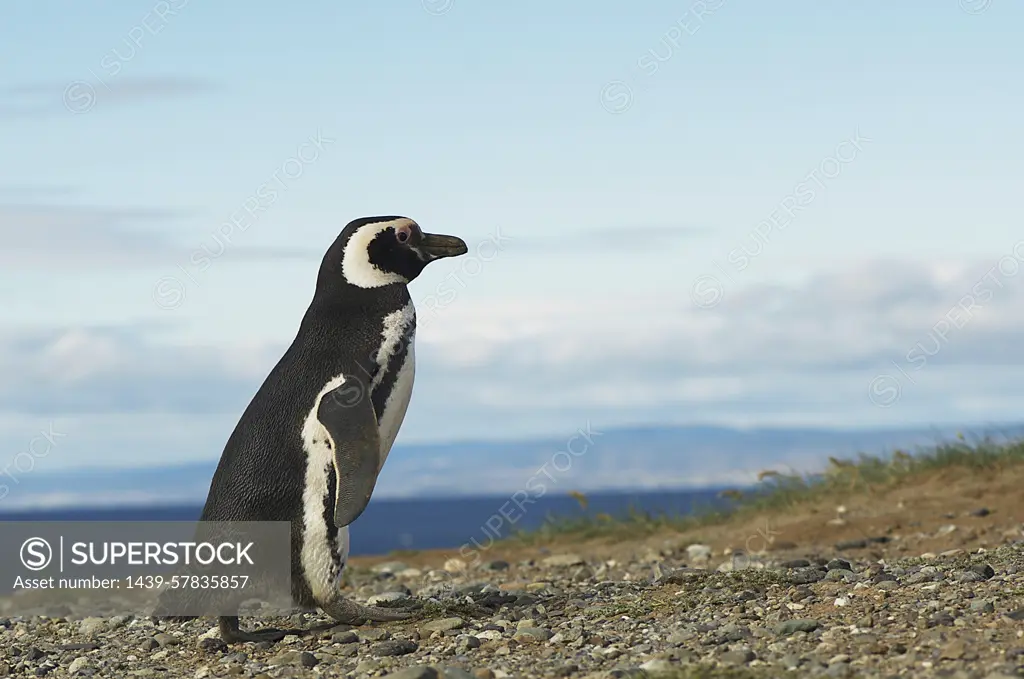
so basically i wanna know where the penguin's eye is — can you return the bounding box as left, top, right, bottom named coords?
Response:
left=396, top=226, right=412, bottom=244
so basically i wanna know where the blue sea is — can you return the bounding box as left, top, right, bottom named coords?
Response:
left=0, top=489, right=735, bottom=557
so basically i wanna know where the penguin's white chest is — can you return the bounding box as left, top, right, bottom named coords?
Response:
left=298, top=302, right=416, bottom=604
left=376, top=343, right=414, bottom=466
left=369, top=302, right=417, bottom=464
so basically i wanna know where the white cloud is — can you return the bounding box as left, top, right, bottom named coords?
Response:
left=3, top=256, right=1024, bottom=469
left=0, top=201, right=321, bottom=268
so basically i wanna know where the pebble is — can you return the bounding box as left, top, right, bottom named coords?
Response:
left=368, top=591, right=412, bottom=606
left=775, top=619, right=820, bottom=636
left=542, top=554, right=585, bottom=567
left=372, top=640, right=419, bottom=657
left=77, top=618, right=108, bottom=637
left=513, top=628, right=553, bottom=643
left=67, top=657, right=90, bottom=675
left=385, top=667, right=440, bottom=679
left=422, top=617, right=465, bottom=633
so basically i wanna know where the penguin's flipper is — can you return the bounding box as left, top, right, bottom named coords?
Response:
left=317, top=377, right=382, bottom=528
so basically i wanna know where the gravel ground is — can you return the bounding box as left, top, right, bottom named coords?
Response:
left=4, top=526, right=1024, bottom=679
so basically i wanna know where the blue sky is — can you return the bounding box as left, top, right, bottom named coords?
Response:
left=2, top=0, right=1024, bottom=473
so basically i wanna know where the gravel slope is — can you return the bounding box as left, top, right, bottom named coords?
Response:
left=4, top=532, right=1024, bottom=678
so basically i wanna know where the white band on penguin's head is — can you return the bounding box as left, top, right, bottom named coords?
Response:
left=341, top=218, right=412, bottom=288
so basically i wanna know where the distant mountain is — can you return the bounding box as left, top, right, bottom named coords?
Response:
left=2, top=422, right=1021, bottom=511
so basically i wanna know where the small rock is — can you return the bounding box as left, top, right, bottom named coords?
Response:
left=788, top=568, right=826, bottom=585
left=513, top=628, right=553, bottom=643
left=826, top=569, right=855, bottom=581
left=198, top=638, right=228, bottom=654
left=359, top=627, right=390, bottom=642
left=971, top=599, right=996, bottom=614
left=331, top=630, right=358, bottom=644
left=456, top=635, right=480, bottom=651
left=720, top=649, right=755, bottom=664
left=78, top=618, right=108, bottom=636
left=67, top=658, right=90, bottom=676
left=444, top=558, right=467, bottom=572
left=780, top=559, right=811, bottom=568
left=826, top=559, right=853, bottom=571
left=473, top=671, right=496, bottom=679
left=422, top=618, right=465, bottom=634
left=486, top=560, right=510, bottom=570
left=834, top=539, right=868, bottom=550
left=384, top=667, right=439, bottom=679
left=775, top=619, right=820, bottom=636
left=368, top=591, right=411, bottom=606
left=970, top=507, right=991, bottom=517
left=542, top=554, right=585, bottom=567
left=940, top=640, right=967, bottom=660
left=371, top=640, right=418, bottom=657
left=153, top=633, right=180, bottom=648
left=686, top=544, right=713, bottom=562
left=639, top=659, right=674, bottom=673
left=970, top=563, right=996, bottom=580
left=440, top=669, right=476, bottom=679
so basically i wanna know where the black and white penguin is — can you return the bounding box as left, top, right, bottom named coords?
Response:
left=195, top=216, right=467, bottom=643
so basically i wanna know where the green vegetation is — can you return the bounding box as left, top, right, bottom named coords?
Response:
left=508, top=433, right=1024, bottom=545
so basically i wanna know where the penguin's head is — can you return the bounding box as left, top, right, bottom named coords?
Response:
left=326, top=216, right=468, bottom=289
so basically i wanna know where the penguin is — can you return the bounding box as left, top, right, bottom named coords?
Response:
left=191, top=216, right=467, bottom=643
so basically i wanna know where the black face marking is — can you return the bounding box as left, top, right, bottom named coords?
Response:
left=366, top=226, right=428, bottom=281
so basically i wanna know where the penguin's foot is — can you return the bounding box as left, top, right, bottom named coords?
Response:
left=321, top=598, right=416, bottom=625
left=218, top=616, right=305, bottom=644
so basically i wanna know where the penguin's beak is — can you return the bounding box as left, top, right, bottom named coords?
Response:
left=418, top=233, right=468, bottom=260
